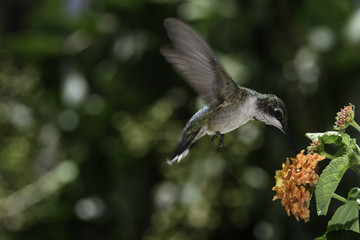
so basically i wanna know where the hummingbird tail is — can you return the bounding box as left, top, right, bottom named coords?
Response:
left=167, top=129, right=200, bottom=165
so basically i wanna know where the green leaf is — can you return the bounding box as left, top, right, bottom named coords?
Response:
left=347, top=187, right=360, bottom=201
left=316, top=157, right=351, bottom=216
left=314, top=234, right=327, bottom=240
left=341, top=134, right=352, bottom=151
left=306, top=131, right=342, bottom=145
left=348, top=138, right=360, bottom=166
left=305, top=132, right=355, bottom=157
left=324, top=230, right=360, bottom=240
left=314, top=230, right=360, bottom=240
left=327, top=204, right=359, bottom=233
left=327, top=188, right=360, bottom=233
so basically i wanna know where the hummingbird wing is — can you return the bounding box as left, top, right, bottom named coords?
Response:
left=161, top=18, right=239, bottom=108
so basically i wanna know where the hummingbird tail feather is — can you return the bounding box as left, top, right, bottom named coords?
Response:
left=168, top=129, right=200, bottom=165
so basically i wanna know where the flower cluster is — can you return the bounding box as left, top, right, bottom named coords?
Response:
left=307, top=140, right=321, bottom=154
left=272, top=150, right=326, bottom=222
left=334, top=104, right=354, bottom=131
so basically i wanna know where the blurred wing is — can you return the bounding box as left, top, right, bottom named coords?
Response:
left=161, top=18, right=239, bottom=108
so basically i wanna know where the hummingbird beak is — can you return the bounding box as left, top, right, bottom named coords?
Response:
left=283, top=128, right=298, bottom=155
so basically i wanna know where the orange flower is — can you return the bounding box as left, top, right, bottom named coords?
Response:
left=272, top=150, right=326, bottom=222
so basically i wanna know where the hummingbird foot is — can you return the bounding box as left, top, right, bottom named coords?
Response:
left=211, top=131, right=224, bottom=148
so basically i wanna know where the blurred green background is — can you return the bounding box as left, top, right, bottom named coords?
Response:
left=0, top=0, right=359, bottom=239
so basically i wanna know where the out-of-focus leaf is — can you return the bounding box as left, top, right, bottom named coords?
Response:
left=7, top=32, right=63, bottom=58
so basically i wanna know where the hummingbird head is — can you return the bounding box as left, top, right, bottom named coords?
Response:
left=255, top=94, right=298, bottom=153
left=255, top=94, right=288, bottom=131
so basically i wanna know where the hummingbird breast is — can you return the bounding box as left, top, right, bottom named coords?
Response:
left=206, top=95, right=257, bottom=135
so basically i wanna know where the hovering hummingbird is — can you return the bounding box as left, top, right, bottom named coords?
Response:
left=161, top=18, right=297, bottom=165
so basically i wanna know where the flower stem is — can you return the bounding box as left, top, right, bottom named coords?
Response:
left=332, top=193, right=347, bottom=203
left=320, top=151, right=335, bottom=160
left=332, top=193, right=360, bottom=210
left=350, top=121, right=360, bottom=132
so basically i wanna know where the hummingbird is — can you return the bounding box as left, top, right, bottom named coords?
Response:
left=161, top=18, right=297, bottom=165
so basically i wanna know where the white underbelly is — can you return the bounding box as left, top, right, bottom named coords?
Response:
left=206, top=96, right=256, bottom=135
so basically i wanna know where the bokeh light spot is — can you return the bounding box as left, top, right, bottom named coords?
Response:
left=75, top=197, right=105, bottom=221
left=219, top=54, right=250, bottom=85
left=180, top=183, right=200, bottom=205
left=187, top=203, right=209, bottom=228
left=254, top=221, right=274, bottom=240
left=58, top=110, right=79, bottom=131
left=308, top=27, right=334, bottom=52
left=345, top=9, right=360, bottom=44
left=63, top=31, right=92, bottom=54
left=96, top=13, right=118, bottom=34
left=237, top=122, right=263, bottom=149
left=154, top=182, right=177, bottom=210
left=7, top=102, right=34, bottom=129
left=62, top=70, right=88, bottom=107
left=40, top=124, right=60, bottom=146
left=55, top=160, right=79, bottom=184
left=243, top=167, right=269, bottom=189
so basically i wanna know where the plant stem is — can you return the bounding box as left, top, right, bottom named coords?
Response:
left=350, top=121, right=360, bottom=132
left=320, top=151, right=335, bottom=159
left=350, top=145, right=360, bottom=164
left=332, top=193, right=347, bottom=203
left=332, top=193, right=360, bottom=210
left=350, top=166, right=360, bottom=175
left=355, top=144, right=360, bottom=156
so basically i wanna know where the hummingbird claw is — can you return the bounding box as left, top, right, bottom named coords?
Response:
left=211, top=135, right=217, bottom=142
left=219, top=135, right=224, bottom=148
left=211, top=131, right=224, bottom=148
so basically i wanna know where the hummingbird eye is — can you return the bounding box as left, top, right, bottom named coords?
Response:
left=274, top=109, right=282, bottom=122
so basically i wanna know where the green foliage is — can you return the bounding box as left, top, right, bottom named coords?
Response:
left=306, top=131, right=342, bottom=145
left=315, top=230, right=360, bottom=240
left=327, top=188, right=359, bottom=233
left=315, top=157, right=350, bottom=216
left=306, top=106, right=360, bottom=239
left=306, top=131, right=360, bottom=215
